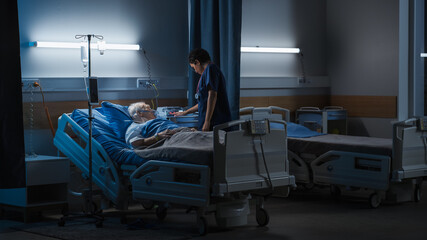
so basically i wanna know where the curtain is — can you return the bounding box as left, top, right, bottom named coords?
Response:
left=189, top=0, right=242, bottom=120
left=0, top=0, right=26, bottom=188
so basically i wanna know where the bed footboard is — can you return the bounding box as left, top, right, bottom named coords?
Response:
left=212, top=119, right=295, bottom=196
left=311, top=150, right=390, bottom=191
left=392, top=118, right=427, bottom=181
left=53, top=113, right=130, bottom=209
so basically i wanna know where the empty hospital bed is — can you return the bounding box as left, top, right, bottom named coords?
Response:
left=53, top=101, right=295, bottom=234
left=240, top=106, right=427, bottom=208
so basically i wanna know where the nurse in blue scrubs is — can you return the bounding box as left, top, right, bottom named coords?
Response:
left=174, top=48, right=231, bottom=131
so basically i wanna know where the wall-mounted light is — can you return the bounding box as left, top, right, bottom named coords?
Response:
left=29, top=41, right=140, bottom=51
left=241, top=47, right=300, bottom=54
left=421, top=53, right=427, bottom=57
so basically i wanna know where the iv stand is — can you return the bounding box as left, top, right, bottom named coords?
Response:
left=58, top=34, right=104, bottom=228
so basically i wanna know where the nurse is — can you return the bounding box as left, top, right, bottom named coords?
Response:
left=175, top=48, right=231, bottom=131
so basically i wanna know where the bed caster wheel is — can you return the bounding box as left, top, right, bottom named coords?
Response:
left=156, top=206, right=167, bottom=221
left=197, top=216, right=208, bottom=236
left=256, top=208, right=270, bottom=227
left=141, top=200, right=154, bottom=210
left=369, top=193, right=381, bottom=208
left=414, top=184, right=422, bottom=202
left=95, top=220, right=103, bottom=228
left=58, top=218, right=65, bottom=227
left=330, top=185, right=341, bottom=199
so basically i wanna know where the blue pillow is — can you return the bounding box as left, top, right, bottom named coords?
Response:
left=101, top=101, right=133, bottom=140
left=286, top=122, right=325, bottom=138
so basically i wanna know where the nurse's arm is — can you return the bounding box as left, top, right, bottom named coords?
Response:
left=174, top=104, right=198, bottom=116
left=203, top=89, right=217, bottom=131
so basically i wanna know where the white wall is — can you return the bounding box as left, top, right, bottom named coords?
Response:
left=241, top=0, right=329, bottom=97
left=18, top=0, right=189, bottom=79
left=327, top=0, right=399, bottom=138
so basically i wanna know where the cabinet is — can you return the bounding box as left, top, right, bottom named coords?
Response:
left=296, top=106, right=347, bottom=134
left=0, top=155, right=69, bottom=222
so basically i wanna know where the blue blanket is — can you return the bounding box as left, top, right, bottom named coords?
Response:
left=71, top=108, right=144, bottom=166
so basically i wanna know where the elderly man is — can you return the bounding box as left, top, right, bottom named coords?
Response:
left=125, top=102, right=195, bottom=148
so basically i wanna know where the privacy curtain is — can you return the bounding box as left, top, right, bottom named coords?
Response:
left=189, top=0, right=242, bottom=120
left=0, top=0, right=26, bottom=188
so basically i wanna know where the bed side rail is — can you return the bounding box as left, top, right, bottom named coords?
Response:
left=130, top=160, right=210, bottom=207
left=53, top=113, right=129, bottom=209
left=311, top=150, right=390, bottom=190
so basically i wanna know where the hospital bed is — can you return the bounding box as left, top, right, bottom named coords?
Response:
left=240, top=106, right=427, bottom=208
left=53, top=102, right=295, bottom=234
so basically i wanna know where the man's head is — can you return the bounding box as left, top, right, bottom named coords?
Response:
left=128, top=102, right=156, bottom=122
left=189, top=48, right=211, bottom=75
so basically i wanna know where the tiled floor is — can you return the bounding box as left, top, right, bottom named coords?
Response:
left=1, top=184, right=427, bottom=240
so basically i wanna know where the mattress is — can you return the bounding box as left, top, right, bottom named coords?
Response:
left=288, top=134, right=393, bottom=157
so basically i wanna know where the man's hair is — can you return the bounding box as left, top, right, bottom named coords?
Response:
left=188, top=48, right=211, bottom=64
left=128, top=102, right=150, bottom=120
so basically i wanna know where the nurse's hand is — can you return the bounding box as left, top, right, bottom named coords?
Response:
left=172, top=111, right=187, bottom=117
left=202, top=122, right=210, bottom=132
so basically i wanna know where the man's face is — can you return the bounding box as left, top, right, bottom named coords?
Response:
left=138, top=104, right=156, bottom=119
left=190, top=60, right=204, bottom=75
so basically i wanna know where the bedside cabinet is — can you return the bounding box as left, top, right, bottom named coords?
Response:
left=296, top=106, right=347, bottom=135
left=0, top=155, right=69, bottom=222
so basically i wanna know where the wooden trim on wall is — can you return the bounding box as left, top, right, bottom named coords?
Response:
left=23, top=99, right=187, bottom=130
left=330, top=95, right=397, bottom=118
left=240, top=95, right=397, bottom=119
left=23, top=95, right=397, bottom=130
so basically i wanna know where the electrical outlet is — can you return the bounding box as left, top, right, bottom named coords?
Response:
left=137, top=78, right=159, bottom=89
left=297, top=77, right=306, bottom=85
left=22, top=79, right=40, bottom=91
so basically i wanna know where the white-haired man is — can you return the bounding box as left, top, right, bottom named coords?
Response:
left=126, top=102, right=195, bottom=148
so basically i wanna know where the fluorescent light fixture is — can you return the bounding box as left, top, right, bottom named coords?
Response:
left=30, top=41, right=140, bottom=51
left=421, top=53, right=427, bottom=57
left=241, top=47, right=300, bottom=54
left=104, top=43, right=140, bottom=51
left=31, top=41, right=82, bottom=49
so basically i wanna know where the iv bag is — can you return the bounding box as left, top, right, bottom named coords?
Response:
left=81, top=43, right=88, bottom=70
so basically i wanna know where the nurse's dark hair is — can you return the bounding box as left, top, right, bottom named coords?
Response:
left=188, top=48, right=211, bottom=64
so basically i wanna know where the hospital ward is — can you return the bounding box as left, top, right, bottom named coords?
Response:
left=1, top=0, right=427, bottom=239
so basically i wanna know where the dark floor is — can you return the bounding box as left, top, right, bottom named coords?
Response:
left=1, top=184, right=427, bottom=240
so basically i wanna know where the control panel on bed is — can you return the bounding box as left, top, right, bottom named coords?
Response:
left=250, top=119, right=270, bottom=135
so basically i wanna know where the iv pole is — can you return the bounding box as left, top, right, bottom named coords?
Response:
left=78, top=34, right=103, bottom=215
left=58, top=34, right=104, bottom=228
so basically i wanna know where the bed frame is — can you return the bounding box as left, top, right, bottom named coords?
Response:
left=54, top=112, right=295, bottom=234
left=240, top=107, right=427, bottom=208
left=54, top=113, right=131, bottom=210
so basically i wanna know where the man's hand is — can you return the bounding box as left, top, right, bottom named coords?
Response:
left=157, top=129, right=176, bottom=139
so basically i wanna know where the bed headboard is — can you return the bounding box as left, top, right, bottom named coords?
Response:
left=239, top=106, right=290, bottom=122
